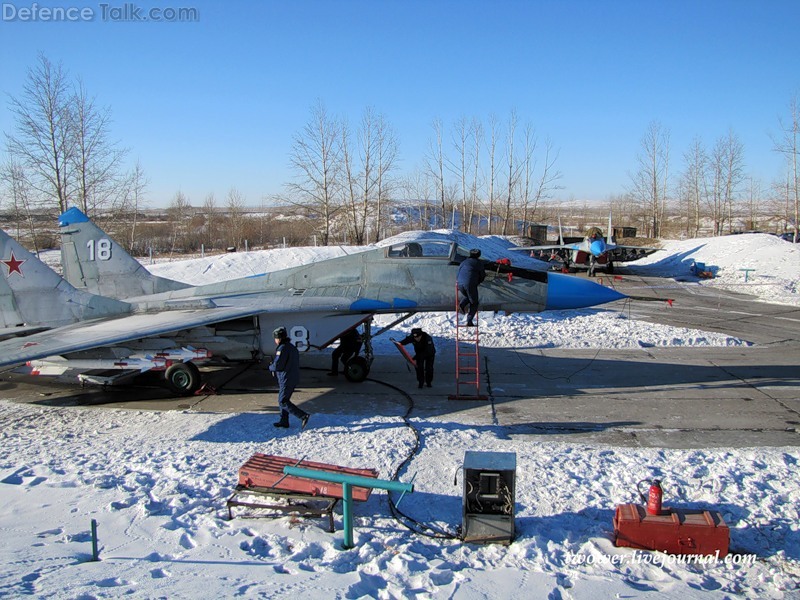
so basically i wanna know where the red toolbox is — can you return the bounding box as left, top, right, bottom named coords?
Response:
left=238, top=454, right=379, bottom=501
left=613, top=503, right=730, bottom=557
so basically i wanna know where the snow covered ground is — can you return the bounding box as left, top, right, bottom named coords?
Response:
left=2, top=232, right=799, bottom=599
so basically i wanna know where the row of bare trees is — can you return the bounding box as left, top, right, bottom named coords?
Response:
left=2, top=55, right=797, bottom=252
left=282, top=102, right=564, bottom=244
left=0, top=55, right=146, bottom=251
left=280, top=101, right=398, bottom=245
left=628, top=103, right=799, bottom=240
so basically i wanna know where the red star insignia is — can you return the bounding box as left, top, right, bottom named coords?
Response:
left=2, top=252, right=25, bottom=277
left=22, top=341, right=39, bottom=349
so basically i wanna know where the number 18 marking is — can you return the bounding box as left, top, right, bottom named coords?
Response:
left=86, top=238, right=113, bottom=261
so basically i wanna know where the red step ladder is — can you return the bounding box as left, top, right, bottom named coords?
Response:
left=449, top=285, right=488, bottom=401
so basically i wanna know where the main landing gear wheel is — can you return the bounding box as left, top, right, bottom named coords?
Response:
left=165, top=362, right=202, bottom=396
left=344, top=356, right=370, bottom=383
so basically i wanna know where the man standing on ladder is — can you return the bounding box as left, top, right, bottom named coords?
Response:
left=457, top=248, right=486, bottom=327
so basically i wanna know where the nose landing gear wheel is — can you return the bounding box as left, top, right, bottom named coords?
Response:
left=344, top=356, right=370, bottom=382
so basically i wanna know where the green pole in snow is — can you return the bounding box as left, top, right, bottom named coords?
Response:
left=90, top=519, right=99, bottom=561
left=282, top=466, right=414, bottom=549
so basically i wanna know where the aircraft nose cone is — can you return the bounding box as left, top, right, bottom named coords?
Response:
left=545, top=272, right=627, bottom=310
left=589, top=239, right=606, bottom=256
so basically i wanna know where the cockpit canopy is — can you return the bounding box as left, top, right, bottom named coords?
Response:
left=385, top=240, right=469, bottom=262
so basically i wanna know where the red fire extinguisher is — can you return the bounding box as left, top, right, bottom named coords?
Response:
left=637, top=479, right=663, bottom=515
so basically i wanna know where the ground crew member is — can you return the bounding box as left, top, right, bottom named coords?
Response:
left=457, top=248, right=486, bottom=327
left=328, top=327, right=363, bottom=376
left=399, top=327, right=436, bottom=388
left=269, top=327, right=310, bottom=430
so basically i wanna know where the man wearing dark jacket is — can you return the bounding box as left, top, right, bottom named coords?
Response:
left=328, top=327, right=363, bottom=376
left=457, top=248, right=486, bottom=327
left=269, top=327, right=310, bottom=430
left=399, top=328, right=436, bottom=388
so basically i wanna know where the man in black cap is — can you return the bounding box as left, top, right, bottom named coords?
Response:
left=269, top=326, right=310, bottom=430
left=398, top=328, right=436, bottom=388
left=457, top=248, right=486, bottom=327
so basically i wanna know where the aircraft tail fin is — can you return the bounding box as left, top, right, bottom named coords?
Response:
left=0, top=227, right=129, bottom=330
left=557, top=216, right=565, bottom=245
left=607, top=211, right=614, bottom=244
left=59, top=207, right=190, bottom=299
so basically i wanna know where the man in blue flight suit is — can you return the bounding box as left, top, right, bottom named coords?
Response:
left=269, top=326, right=310, bottom=430
left=457, top=248, right=486, bottom=327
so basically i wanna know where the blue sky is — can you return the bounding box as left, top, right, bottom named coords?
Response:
left=1, top=0, right=798, bottom=207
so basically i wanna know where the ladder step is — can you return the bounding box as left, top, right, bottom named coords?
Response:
left=454, top=291, right=482, bottom=398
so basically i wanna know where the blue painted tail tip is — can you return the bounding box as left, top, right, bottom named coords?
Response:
left=545, top=272, right=627, bottom=310
left=59, top=207, right=89, bottom=226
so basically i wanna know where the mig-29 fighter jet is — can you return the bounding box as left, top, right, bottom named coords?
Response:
left=514, top=213, right=659, bottom=277
left=0, top=209, right=626, bottom=395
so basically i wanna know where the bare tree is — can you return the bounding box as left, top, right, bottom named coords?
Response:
left=398, top=167, right=434, bottom=230
left=772, top=164, right=796, bottom=235
left=286, top=101, right=342, bottom=245
left=744, top=177, right=763, bottom=231
left=681, top=138, right=708, bottom=237
left=119, top=160, right=148, bottom=252
left=501, top=110, right=522, bottom=235
left=449, top=116, right=471, bottom=232
left=167, top=191, right=192, bottom=256
left=708, top=130, right=745, bottom=234
left=71, top=80, right=128, bottom=216
left=426, top=118, right=447, bottom=228
left=5, top=54, right=74, bottom=214
left=0, top=156, right=42, bottom=249
left=486, top=115, right=499, bottom=234
left=523, top=133, right=562, bottom=231
left=341, top=121, right=358, bottom=245
left=771, top=94, right=799, bottom=242
left=339, top=107, right=398, bottom=244
left=202, top=193, right=219, bottom=249
left=372, top=110, right=398, bottom=242
left=225, top=187, right=247, bottom=250
left=340, top=119, right=363, bottom=242
left=446, top=116, right=484, bottom=234
left=629, top=121, right=670, bottom=237
left=468, top=118, right=483, bottom=234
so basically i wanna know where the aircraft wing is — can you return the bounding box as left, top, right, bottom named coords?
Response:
left=0, top=325, right=50, bottom=342
left=0, top=294, right=358, bottom=369
left=607, top=244, right=661, bottom=261
left=510, top=243, right=582, bottom=252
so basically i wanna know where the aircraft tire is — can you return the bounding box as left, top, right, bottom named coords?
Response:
left=165, top=362, right=202, bottom=396
left=343, top=356, right=369, bottom=383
